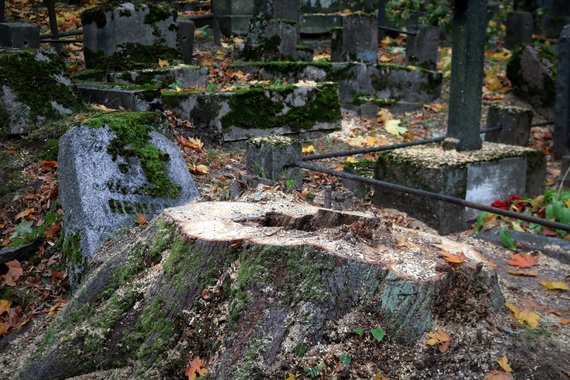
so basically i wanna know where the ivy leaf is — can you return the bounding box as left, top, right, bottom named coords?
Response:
left=339, top=354, right=352, bottom=367
left=371, top=326, right=385, bottom=342
left=499, top=229, right=516, bottom=250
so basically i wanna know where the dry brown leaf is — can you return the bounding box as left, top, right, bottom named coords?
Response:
left=158, top=59, right=170, bottom=68
left=560, top=319, right=570, bottom=325
left=3, top=260, right=24, bottom=286
left=185, top=356, right=208, bottom=380
left=426, top=329, right=451, bottom=352
left=44, top=224, right=63, bottom=241
left=189, top=164, right=209, bottom=176
left=440, top=252, right=466, bottom=265
left=375, top=373, right=389, bottom=380
left=15, top=208, right=35, bottom=220
left=506, top=302, right=540, bottom=328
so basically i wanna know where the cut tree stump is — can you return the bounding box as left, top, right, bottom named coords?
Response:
left=20, top=201, right=504, bottom=379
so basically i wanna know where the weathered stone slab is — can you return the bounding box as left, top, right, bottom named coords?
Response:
left=332, top=13, right=378, bottom=64
left=485, top=104, right=534, bottom=146
left=405, top=25, right=439, bottom=70
left=81, top=2, right=178, bottom=69
left=230, top=62, right=443, bottom=112
left=505, top=11, right=533, bottom=50
left=0, top=23, right=40, bottom=48
left=0, top=48, right=80, bottom=135
left=246, top=136, right=302, bottom=187
left=76, top=82, right=161, bottom=111
left=507, top=44, right=557, bottom=120
left=107, top=65, right=208, bottom=88
left=373, top=142, right=545, bottom=234
left=162, top=82, right=341, bottom=145
left=58, top=112, right=198, bottom=278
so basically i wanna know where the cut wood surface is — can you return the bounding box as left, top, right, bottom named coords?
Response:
left=20, top=201, right=504, bottom=379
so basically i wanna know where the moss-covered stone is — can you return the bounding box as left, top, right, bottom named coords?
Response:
left=84, top=43, right=179, bottom=71
left=84, top=112, right=181, bottom=199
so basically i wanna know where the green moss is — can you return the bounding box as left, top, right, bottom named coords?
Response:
left=0, top=150, right=23, bottom=206
left=352, top=95, right=399, bottom=108
left=343, top=159, right=376, bottom=177
left=84, top=112, right=181, bottom=199
left=296, top=45, right=314, bottom=53
left=0, top=50, right=81, bottom=126
left=220, top=82, right=341, bottom=133
left=144, top=3, right=176, bottom=24
left=63, top=231, right=86, bottom=285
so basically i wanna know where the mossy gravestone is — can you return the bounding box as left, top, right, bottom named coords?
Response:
left=0, top=48, right=80, bottom=135
left=81, top=2, right=178, bottom=70
left=58, top=112, right=198, bottom=284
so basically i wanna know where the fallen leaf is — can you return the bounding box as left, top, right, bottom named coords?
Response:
left=302, top=145, right=315, bottom=155
left=0, top=322, right=9, bottom=337
left=185, top=356, right=208, bottom=380
left=560, top=319, right=570, bottom=325
left=286, top=373, right=295, bottom=380
left=345, top=156, right=358, bottom=164
left=177, top=136, right=204, bottom=152
left=540, top=281, right=569, bottom=291
left=385, top=119, right=407, bottom=137
left=371, top=326, right=385, bottom=342
left=158, top=59, right=170, bottom=68
left=506, top=301, right=540, bottom=328
left=506, top=254, right=538, bottom=268
left=483, top=370, right=514, bottom=380
left=497, top=356, right=512, bottom=373
left=44, top=224, right=62, bottom=240
left=440, top=251, right=466, bottom=265
left=506, top=269, right=538, bottom=277
left=426, top=329, right=451, bottom=353
left=0, top=299, right=11, bottom=315
left=135, top=213, right=148, bottom=226
left=15, top=208, right=35, bottom=221
left=3, top=260, right=24, bottom=286
left=375, top=373, right=389, bottom=380
left=377, top=108, right=393, bottom=124
left=189, top=164, right=209, bottom=175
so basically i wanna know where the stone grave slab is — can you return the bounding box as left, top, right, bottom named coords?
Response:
left=162, top=82, right=341, bottom=145
left=76, top=82, right=161, bottom=112
left=58, top=112, right=198, bottom=280
left=373, top=142, right=546, bottom=234
left=0, top=48, right=81, bottom=135
left=81, top=2, right=178, bottom=69
left=0, top=23, right=40, bottom=48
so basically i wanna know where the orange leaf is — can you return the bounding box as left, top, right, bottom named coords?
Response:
left=0, top=322, right=9, bottom=337
left=0, top=299, right=11, bottom=315
left=484, top=370, right=514, bottom=380
left=15, top=208, right=35, bottom=221
left=189, top=164, right=209, bottom=175
left=506, top=254, right=538, bottom=268
left=135, top=213, right=148, bottom=226
left=440, top=251, right=466, bottom=265
left=560, top=319, right=570, bottom=325
left=506, top=269, right=537, bottom=277
left=185, top=356, right=208, bottom=380
left=41, top=160, right=58, bottom=170
left=4, top=260, right=23, bottom=286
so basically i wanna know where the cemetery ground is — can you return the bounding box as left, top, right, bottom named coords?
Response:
left=0, top=1, right=569, bottom=379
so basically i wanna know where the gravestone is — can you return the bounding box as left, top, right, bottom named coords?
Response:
left=214, top=0, right=255, bottom=35
left=0, top=48, right=80, bottom=135
left=507, top=44, right=557, bottom=120
left=331, top=12, right=378, bottom=64
left=81, top=2, right=178, bottom=69
left=58, top=112, right=198, bottom=282
left=543, top=0, right=570, bottom=38
left=177, top=19, right=195, bottom=64
left=505, top=11, right=533, bottom=50
left=447, top=0, right=488, bottom=151
left=554, top=25, right=570, bottom=160
left=405, top=25, right=439, bottom=70
left=0, top=23, right=40, bottom=48
left=246, top=136, right=302, bottom=187
left=485, top=104, right=533, bottom=146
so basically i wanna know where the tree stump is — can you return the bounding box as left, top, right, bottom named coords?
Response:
left=21, top=201, right=504, bottom=379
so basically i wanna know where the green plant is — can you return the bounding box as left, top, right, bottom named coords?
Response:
left=304, top=362, right=325, bottom=378
left=371, top=326, right=385, bottom=342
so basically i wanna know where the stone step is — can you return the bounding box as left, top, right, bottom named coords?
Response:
left=162, top=82, right=342, bottom=145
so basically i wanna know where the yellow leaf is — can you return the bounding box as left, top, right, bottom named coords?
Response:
left=285, top=373, right=295, bottom=380
left=189, top=164, right=209, bottom=175
left=426, top=329, right=451, bottom=352
left=0, top=299, right=11, bottom=315
left=302, top=145, right=315, bottom=155
left=505, top=301, right=540, bottom=328
left=375, top=373, right=389, bottom=380
left=385, top=119, right=407, bottom=137
left=506, top=269, right=538, bottom=277
left=365, top=136, right=379, bottom=146
left=158, top=59, right=170, bottom=68
left=497, top=356, right=512, bottom=373
left=540, top=281, right=569, bottom=291
left=565, top=199, right=570, bottom=208
left=511, top=222, right=525, bottom=232
left=345, top=156, right=358, bottom=164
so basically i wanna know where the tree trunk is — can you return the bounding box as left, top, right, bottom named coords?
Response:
left=21, top=201, right=504, bottom=379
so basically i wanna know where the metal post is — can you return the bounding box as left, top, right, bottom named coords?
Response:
left=43, top=0, right=61, bottom=52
